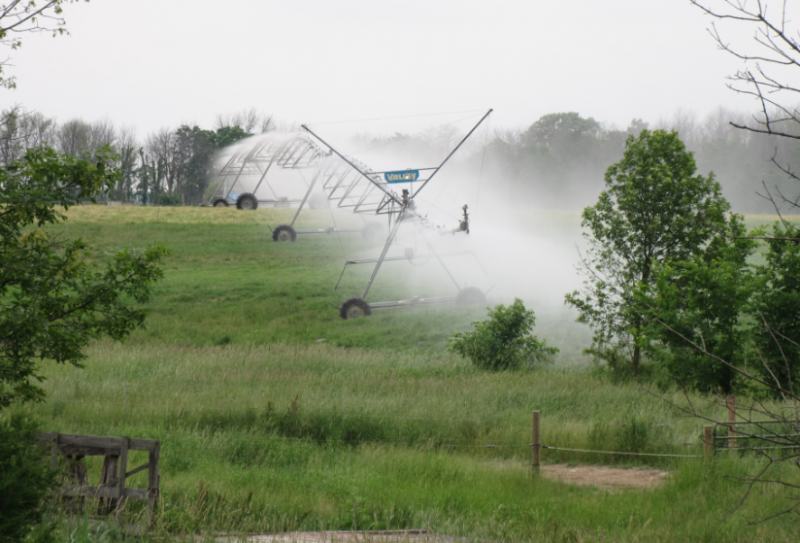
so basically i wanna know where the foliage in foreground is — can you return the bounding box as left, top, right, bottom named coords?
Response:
left=0, top=150, right=165, bottom=542
left=566, top=128, right=800, bottom=397
left=449, top=299, right=557, bottom=371
left=19, top=207, right=800, bottom=542
left=0, top=415, right=55, bottom=543
left=0, top=148, right=165, bottom=408
left=642, top=215, right=755, bottom=393
left=566, top=129, right=739, bottom=379
left=750, top=222, right=800, bottom=394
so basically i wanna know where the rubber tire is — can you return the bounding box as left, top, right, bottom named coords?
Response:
left=272, top=224, right=297, bottom=242
left=212, top=198, right=229, bottom=207
left=340, top=298, right=372, bottom=319
left=236, top=193, right=258, bottom=210
left=456, top=287, right=486, bottom=306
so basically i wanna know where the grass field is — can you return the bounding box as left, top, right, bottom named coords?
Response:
left=18, top=205, right=800, bottom=542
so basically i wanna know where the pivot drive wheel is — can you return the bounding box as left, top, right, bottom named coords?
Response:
left=272, top=224, right=297, bottom=242
left=456, top=287, right=486, bottom=306
left=236, top=193, right=258, bottom=210
left=340, top=298, right=372, bottom=319
left=212, top=198, right=229, bottom=207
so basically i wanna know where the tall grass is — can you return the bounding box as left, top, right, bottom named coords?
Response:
left=19, top=205, right=800, bottom=541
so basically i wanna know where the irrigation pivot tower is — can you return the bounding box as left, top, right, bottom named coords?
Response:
left=301, top=108, right=493, bottom=319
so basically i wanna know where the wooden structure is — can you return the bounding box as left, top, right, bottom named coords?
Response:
left=531, top=410, right=541, bottom=474
left=39, top=432, right=160, bottom=523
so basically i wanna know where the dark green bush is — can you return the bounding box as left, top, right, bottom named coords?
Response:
left=154, top=193, right=182, bottom=206
left=449, top=299, right=557, bottom=371
left=0, top=415, right=55, bottom=543
left=750, top=222, right=800, bottom=396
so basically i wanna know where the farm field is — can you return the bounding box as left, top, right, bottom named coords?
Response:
left=23, top=205, right=800, bottom=542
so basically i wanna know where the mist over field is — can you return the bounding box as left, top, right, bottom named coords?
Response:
left=6, top=1, right=800, bottom=542
left=197, top=103, right=800, bottom=368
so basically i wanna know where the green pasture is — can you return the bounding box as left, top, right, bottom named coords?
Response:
left=20, top=205, right=800, bottom=542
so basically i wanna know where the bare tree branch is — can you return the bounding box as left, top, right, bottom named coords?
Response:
left=0, top=1, right=78, bottom=88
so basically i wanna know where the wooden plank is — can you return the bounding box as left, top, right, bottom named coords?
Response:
left=124, top=488, right=149, bottom=500
left=727, top=395, right=737, bottom=449
left=62, top=485, right=151, bottom=501
left=63, top=485, right=121, bottom=499
left=38, top=432, right=159, bottom=451
left=59, top=445, right=121, bottom=457
left=129, top=438, right=160, bottom=451
left=116, top=438, right=129, bottom=513
left=65, top=454, right=88, bottom=513
left=98, top=455, right=119, bottom=514
left=39, top=431, right=159, bottom=519
left=124, top=462, right=150, bottom=479
left=41, top=433, right=122, bottom=449
left=148, top=442, right=160, bottom=526
left=531, top=410, right=541, bottom=474
left=704, top=426, right=715, bottom=459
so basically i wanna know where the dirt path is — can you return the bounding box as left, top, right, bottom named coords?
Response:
left=541, top=463, right=669, bottom=489
left=216, top=465, right=668, bottom=542
left=216, top=530, right=459, bottom=543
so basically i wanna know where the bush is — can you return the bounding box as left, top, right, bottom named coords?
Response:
left=750, top=222, right=800, bottom=396
left=154, top=193, right=182, bottom=206
left=0, top=415, right=56, bottom=543
left=449, top=299, right=557, bottom=371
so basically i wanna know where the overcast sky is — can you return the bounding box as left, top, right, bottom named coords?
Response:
left=3, top=0, right=756, bottom=136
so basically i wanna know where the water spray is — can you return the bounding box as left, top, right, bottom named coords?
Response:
left=299, top=109, right=494, bottom=319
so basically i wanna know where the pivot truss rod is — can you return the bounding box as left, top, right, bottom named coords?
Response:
left=301, top=108, right=492, bottom=211
left=300, top=109, right=494, bottom=319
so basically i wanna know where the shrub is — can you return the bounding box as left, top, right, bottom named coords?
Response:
left=566, top=129, right=739, bottom=377
left=750, top=222, right=800, bottom=396
left=154, top=193, right=182, bottom=206
left=0, top=415, right=55, bottom=543
left=449, top=299, right=557, bottom=371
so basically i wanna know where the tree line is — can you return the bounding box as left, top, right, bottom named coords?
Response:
left=0, top=107, right=271, bottom=205
left=479, top=109, right=800, bottom=214
left=566, top=128, right=799, bottom=396
left=6, top=105, right=800, bottom=214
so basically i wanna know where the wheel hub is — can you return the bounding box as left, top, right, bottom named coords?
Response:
left=346, top=306, right=365, bottom=318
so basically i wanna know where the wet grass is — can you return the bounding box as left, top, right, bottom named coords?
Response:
left=19, top=205, right=800, bottom=541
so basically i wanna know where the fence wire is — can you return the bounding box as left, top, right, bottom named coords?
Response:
left=542, top=444, right=703, bottom=459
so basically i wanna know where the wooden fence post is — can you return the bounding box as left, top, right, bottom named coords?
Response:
left=117, top=437, right=129, bottom=513
left=531, top=410, right=541, bottom=474
left=726, top=395, right=737, bottom=450
left=704, top=425, right=715, bottom=459
left=97, top=454, right=119, bottom=514
left=148, top=442, right=160, bottom=527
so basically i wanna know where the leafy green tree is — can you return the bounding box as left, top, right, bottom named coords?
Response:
left=0, top=415, right=56, bottom=543
left=519, top=112, right=625, bottom=202
left=0, top=1, right=79, bottom=89
left=522, top=112, right=603, bottom=151
left=0, top=148, right=165, bottom=408
left=641, top=217, right=755, bottom=393
left=449, top=299, right=557, bottom=371
left=173, top=125, right=216, bottom=204
left=212, top=125, right=252, bottom=148
left=566, top=129, right=736, bottom=376
left=750, top=222, right=800, bottom=395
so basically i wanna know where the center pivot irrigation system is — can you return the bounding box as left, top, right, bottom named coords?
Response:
left=298, top=108, right=494, bottom=319
left=210, top=133, right=383, bottom=241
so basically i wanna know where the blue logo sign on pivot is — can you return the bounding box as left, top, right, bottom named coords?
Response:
left=384, top=170, right=420, bottom=184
